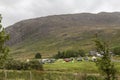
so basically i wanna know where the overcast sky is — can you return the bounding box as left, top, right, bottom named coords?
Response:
left=0, top=0, right=120, bottom=27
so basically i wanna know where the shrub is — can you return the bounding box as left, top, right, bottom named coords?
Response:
left=5, top=59, right=23, bottom=70
left=113, top=47, right=120, bottom=56
left=4, top=59, right=43, bottom=70
left=78, top=49, right=85, bottom=57
left=35, top=53, right=42, bottom=59
left=28, top=60, right=43, bottom=70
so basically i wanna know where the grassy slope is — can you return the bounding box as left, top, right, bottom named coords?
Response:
left=5, top=12, right=120, bottom=59
left=9, top=26, right=120, bottom=59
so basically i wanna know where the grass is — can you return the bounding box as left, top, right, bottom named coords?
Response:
left=0, top=70, right=103, bottom=80
left=8, top=27, right=120, bottom=59
left=0, top=60, right=120, bottom=80
left=44, top=61, right=98, bottom=73
left=44, top=59, right=120, bottom=74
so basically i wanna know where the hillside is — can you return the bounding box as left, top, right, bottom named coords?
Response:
left=5, top=12, right=120, bottom=59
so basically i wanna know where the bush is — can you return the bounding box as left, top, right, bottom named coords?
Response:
left=113, top=47, right=120, bottom=56
left=4, top=59, right=23, bottom=70
left=4, top=59, right=43, bottom=70
left=28, top=60, right=43, bottom=70
left=35, top=53, right=42, bottom=59
left=78, top=49, right=85, bottom=57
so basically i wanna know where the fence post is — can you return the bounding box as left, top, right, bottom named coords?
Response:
left=30, top=71, right=32, bottom=80
left=4, top=70, right=7, bottom=80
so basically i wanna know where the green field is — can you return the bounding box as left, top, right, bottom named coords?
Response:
left=44, top=60, right=120, bottom=73
left=44, top=60, right=98, bottom=73
left=0, top=60, right=120, bottom=80
left=0, top=70, right=104, bottom=80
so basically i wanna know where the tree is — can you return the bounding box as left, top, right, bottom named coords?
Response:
left=94, top=37, right=117, bottom=80
left=0, top=15, right=9, bottom=68
left=78, top=49, right=85, bottom=57
left=113, top=46, right=120, bottom=56
left=35, top=53, right=42, bottom=59
left=54, top=49, right=85, bottom=59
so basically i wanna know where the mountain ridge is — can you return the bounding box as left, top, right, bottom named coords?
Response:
left=5, top=12, right=120, bottom=59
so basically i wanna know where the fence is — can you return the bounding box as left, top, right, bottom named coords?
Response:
left=0, top=70, right=32, bottom=80
left=0, top=70, right=120, bottom=80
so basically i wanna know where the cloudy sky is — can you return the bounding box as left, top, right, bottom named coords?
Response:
left=0, top=0, right=120, bottom=27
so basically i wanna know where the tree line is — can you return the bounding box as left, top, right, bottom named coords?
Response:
left=54, top=49, right=85, bottom=59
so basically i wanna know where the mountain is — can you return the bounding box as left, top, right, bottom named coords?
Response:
left=5, top=12, right=120, bottom=59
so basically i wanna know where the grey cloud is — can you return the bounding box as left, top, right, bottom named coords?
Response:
left=0, top=0, right=120, bottom=27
